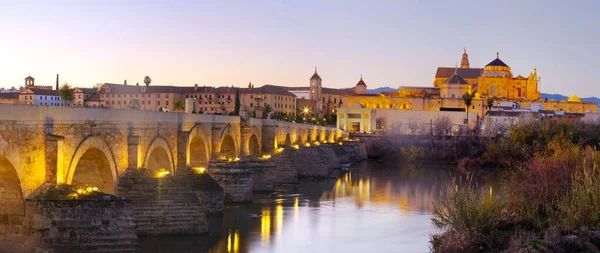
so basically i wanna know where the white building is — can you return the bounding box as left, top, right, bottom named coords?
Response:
left=19, top=88, right=66, bottom=106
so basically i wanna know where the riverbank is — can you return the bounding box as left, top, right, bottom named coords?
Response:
left=429, top=119, right=600, bottom=252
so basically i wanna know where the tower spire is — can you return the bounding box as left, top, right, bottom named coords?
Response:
left=497, top=52, right=499, bottom=59
left=460, top=48, right=470, bottom=68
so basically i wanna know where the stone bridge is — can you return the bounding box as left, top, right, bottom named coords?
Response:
left=0, top=104, right=346, bottom=207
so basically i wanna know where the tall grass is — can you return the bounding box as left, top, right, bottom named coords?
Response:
left=430, top=176, right=506, bottom=252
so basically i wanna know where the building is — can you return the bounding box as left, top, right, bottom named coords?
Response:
left=97, top=82, right=297, bottom=116
left=73, top=87, right=99, bottom=107
left=434, top=50, right=540, bottom=100
left=342, top=50, right=597, bottom=118
left=0, top=93, right=19, bottom=104
left=19, top=88, right=66, bottom=106
left=281, top=69, right=359, bottom=117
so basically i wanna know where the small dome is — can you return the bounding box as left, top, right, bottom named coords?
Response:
left=568, top=95, right=582, bottom=102
left=443, top=72, right=469, bottom=85
left=356, top=75, right=366, bottom=86
left=486, top=53, right=509, bottom=67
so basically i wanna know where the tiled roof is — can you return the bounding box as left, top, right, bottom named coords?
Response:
left=322, top=87, right=355, bottom=95
left=22, top=88, right=59, bottom=96
left=443, top=73, right=469, bottom=85
left=486, top=58, right=509, bottom=67
left=435, top=67, right=483, bottom=79
left=310, top=69, right=322, bottom=81
left=356, top=77, right=366, bottom=86
left=75, top=88, right=98, bottom=94
left=0, top=93, right=19, bottom=99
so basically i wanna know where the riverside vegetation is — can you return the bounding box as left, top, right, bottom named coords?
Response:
left=424, top=119, right=600, bottom=252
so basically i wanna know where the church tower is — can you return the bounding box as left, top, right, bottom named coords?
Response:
left=25, top=75, right=35, bottom=88
left=460, top=48, right=470, bottom=68
left=309, top=67, right=323, bottom=115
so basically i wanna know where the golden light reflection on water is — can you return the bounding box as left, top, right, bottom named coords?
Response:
left=226, top=230, right=239, bottom=253
left=332, top=170, right=442, bottom=212
left=293, top=196, right=299, bottom=222
left=275, top=205, right=283, bottom=236
left=260, top=209, right=271, bottom=245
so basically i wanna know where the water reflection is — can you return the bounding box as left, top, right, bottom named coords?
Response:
left=139, top=161, right=498, bottom=253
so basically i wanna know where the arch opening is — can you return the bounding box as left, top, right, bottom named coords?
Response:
left=146, top=146, right=172, bottom=173
left=189, top=136, right=208, bottom=167
left=220, top=134, right=237, bottom=159
left=0, top=155, right=23, bottom=216
left=72, top=148, right=115, bottom=194
left=284, top=134, right=292, bottom=146
left=249, top=134, right=260, bottom=157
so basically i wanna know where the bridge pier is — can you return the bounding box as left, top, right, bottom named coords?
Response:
left=44, top=134, right=63, bottom=183
left=176, top=131, right=189, bottom=172
left=207, top=159, right=253, bottom=203
left=127, top=135, right=140, bottom=169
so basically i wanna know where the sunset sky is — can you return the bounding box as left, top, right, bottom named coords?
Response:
left=1, top=0, right=598, bottom=96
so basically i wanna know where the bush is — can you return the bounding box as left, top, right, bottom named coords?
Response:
left=431, top=177, right=507, bottom=252
left=553, top=152, right=600, bottom=230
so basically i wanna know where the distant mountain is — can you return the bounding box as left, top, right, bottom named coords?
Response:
left=542, top=93, right=600, bottom=107
left=367, top=87, right=395, bottom=94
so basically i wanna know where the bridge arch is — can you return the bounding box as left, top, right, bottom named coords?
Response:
left=66, top=135, right=118, bottom=194
left=248, top=134, right=260, bottom=157
left=0, top=155, right=24, bottom=216
left=219, top=134, right=237, bottom=159
left=188, top=125, right=211, bottom=168
left=143, top=136, right=175, bottom=173
left=284, top=133, right=292, bottom=146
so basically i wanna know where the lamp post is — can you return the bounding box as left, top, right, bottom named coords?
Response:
left=302, top=107, right=310, bottom=123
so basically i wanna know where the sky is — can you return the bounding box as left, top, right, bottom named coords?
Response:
left=0, top=0, right=598, bottom=96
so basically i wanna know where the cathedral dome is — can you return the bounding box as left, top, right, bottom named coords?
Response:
left=484, top=52, right=511, bottom=76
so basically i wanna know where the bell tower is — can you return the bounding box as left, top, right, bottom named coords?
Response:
left=460, top=48, right=470, bottom=68
left=309, top=67, right=322, bottom=115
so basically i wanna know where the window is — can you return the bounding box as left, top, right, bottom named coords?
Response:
left=157, top=101, right=160, bottom=105
left=157, top=94, right=161, bottom=98
left=250, top=95, right=253, bottom=99
left=118, top=94, right=121, bottom=98
left=166, top=94, right=169, bottom=98
left=148, top=100, right=151, bottom=105
left=166, top=101, right=169, bottom=105
left=250, top=102, right=253, bottom=107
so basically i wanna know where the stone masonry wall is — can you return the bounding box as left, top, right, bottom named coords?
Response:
left=207, top=160, right=253, bottom=203
left=116, top=168, right=208, bottom=235
left=25, top=183, right=140, bottom=253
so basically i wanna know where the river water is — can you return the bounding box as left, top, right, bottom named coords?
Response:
left=139, top=161, right=496, bottom=253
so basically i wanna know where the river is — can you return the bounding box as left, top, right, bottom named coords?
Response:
left=139, top=160, right=497, bottom=253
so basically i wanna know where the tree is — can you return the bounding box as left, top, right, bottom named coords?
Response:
left=263, top=104, right=272, bottom=119
left=59, top=83, right=74, bottom=106
left=434, top=116, right=452, bottom=137
left=143, top=76, right=152, bottom=86
left=233, top=88, right=240, bottom=116
left=174, top=100, right=184, bottom=110
left=128, top=99, right=140, bottom=110
left=486, top=97, right=494, bottom=110
left=462, top=92, right=473, bottom=132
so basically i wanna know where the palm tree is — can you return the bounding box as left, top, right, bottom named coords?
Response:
left=143, top=76, right=152, bottom=86
left=486, top=97, right=494, bottom=110
left=462, top=92, right=473, bottom=132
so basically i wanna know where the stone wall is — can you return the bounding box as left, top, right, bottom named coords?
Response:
left=207, top=160, right=253, bottom=203
left=116, top=168, right=209, bottom=235
left=25, top=183, right=140, bottom=253
left=245, top=159, right=277, bottom=191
